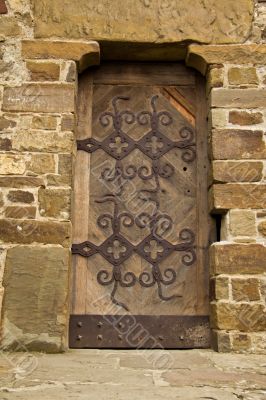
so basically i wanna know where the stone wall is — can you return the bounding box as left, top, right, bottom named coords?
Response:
left=206, top=61, right=266, bottom=352
left=0, top=0, right=265, bottom=353
left=185, top=42, right=266, bottom=352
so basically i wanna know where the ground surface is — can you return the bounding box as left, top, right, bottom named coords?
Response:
left=0, top=349, right=265, bottom=399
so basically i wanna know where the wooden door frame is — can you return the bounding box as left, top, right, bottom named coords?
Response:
left=70, top=60, right=213, bottom=349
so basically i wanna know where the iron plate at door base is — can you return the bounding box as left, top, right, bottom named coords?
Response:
left=69, top=315, right=210, bottom=349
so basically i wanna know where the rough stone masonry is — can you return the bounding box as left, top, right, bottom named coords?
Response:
left=0, top=0, right=265, bottom=353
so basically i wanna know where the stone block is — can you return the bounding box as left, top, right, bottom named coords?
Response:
left=211, top=330, right=231, bottom=352
left=212, top=130, right=266, bottom=160
left=0, top=177, right=44, bottom=188
left=251, top=333, right=266, bottom=354
left=207, top=67, right=224, bottom=93
left=58, top=154, right=73, bottom=177
left=211, top=89, right=266, bottom=108
left=228, top=67, right=259, bottom=86
left=231, top=334, right=251, bottom=351
left=7, top=190, right=34, bottom=204
left=1, top=246, right=70, bottom=352
left=210, top=184, right=266, bottom=211
left=0, top=219, right=71, bottom=247
left=212, top=161, right=263, bottom=183
left=46, top=174, right=71, bottom=187
left=44, top=154, right=73, bottom=186
left=210, top=302, right=266, bottom=331
left=2, top=84, right=75, bottom=113
left=208, top=109, right=227, bottom=129
left=5, top=206, right=36, bottom=219
left=0, top=155, right=26, bottom=175
left=210, top=243, right=266, bottom=275
left=32, top=0, right=254, bottom=45
left=0, top=116, right=16, bottom=131
left=258, top=221, right=266, bottom=237
left=63, top=61, right=77, bottom=82
left=229, top=111, right=263, bottom=126
left=210, top=276, right=229, bottom=300
left=31, top=115, right=58, bottom=130
left=0, top=16, right=21, bottom=36
left=38, top=188, right=71, bottom=219
left=26, top=61, right=60, bottom=81
left=229, top=210, right=256, bottom=236
left=12, top=131, right=74, bottom=153
left=27, top=154, right=56, bottom=175
left=0, top=137, right=12, bottom=150
left=231, top=278, right=261, bottom=302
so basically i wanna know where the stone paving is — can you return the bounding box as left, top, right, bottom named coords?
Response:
left=0, top=350, right=265, bottom=399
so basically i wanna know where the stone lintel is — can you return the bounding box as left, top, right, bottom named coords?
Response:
left=22, top=40, right=100, bottom=72
left=186, top=44, right=266, bottom=75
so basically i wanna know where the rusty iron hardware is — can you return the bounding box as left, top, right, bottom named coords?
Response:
left=72, top=229, right=196, bottom=310
left=69, top=315, right=210, bottom=349
left=77, top=95, right=196, bottom=162
left=73, top=95, right=197, bottom=310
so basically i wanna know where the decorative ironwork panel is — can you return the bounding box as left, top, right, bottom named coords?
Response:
left=72, top=95, right=197, bottom=311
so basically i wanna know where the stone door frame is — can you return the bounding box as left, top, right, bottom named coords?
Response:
left=1, top=40, right=265, bottom=353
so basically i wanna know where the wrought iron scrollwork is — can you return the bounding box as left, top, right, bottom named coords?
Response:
left=73, top=95, right=197, bottom=310
left=77, top=95, right=196, bottom=163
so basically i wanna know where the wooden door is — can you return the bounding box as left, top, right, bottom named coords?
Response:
left=70, top=63, right=211, bottom=348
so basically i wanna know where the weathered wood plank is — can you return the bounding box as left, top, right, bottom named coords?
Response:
left=71, top=72, right=92, bottom=314
left=93, top=62, right=195, bottom=86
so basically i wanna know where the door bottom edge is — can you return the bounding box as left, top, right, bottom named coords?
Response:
left=69, top=314, right=210, bottom=349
